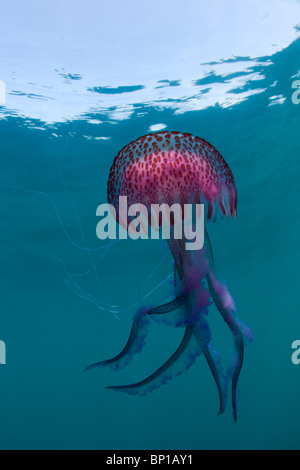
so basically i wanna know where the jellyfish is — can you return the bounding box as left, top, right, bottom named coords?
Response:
left=86, top=132, right=252, bottom=421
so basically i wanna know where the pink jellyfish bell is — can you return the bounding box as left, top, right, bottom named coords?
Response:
left=87, top=132, right=252, bottom=421
left=108, top=131, right=237, bottom=222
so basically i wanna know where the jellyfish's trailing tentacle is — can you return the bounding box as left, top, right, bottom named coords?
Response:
left=85, top=296, right=187, bottom=373
left=106, top=325, right=202, bottom=395
left=167, top=238, right=185, bottom=280
left=194, top=326, right=227, bottom=415
left=148, top=295, right=187, bottom=314
left=148, top=293, right=190, bottom=328
left=206, top=273, right=244, bottom=422
left=203, top=348, right=227, bottom=416
left=192, top=307, right=227, bottom=416
left=105, top=311, right=227, bottom=412
left=204, top=229, right=251, bottom=421
left=85, top=307, right=151, bottom=372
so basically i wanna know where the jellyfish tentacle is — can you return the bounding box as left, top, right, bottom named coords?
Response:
left=231, top=336, right=244, bottom=422
left=85, top=296, right=188, bottom=373
left=193, top=320, right=227, bottom=415
left=192, top=315, right=227, bottom=416
left=84, top=308, right=151, bottom=372
left=203, top=349, right=227, bottom=416
left=206, top=272, right=244, bottom=422
left=167, top=238, right=184, bottom=280
left=148, top=295, right=187, bottom=314
left=204, top=228, right=245, bottom=421
left=106, top=325, right=202, bottom=395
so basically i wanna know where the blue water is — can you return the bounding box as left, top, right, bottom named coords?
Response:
left=0, top=0, right=300, bottom=450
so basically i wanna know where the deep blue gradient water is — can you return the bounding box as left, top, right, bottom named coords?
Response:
left=0, top=0, right=300, bottom=450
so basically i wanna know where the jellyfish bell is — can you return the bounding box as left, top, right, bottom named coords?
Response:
left=107, top=131, right=237, bottom=226
left=104, top=131, right=237, bottom=249
left=88, top=131, right=251, bottom=422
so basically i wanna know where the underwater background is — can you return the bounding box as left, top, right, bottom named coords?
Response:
left=0, top=0, right=300, bottom=450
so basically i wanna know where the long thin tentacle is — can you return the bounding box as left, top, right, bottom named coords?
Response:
left=192, top=321, right=227, bottom=416
left=148, top=295, right=187, bottom=314
left=85, top=296, right=186, bottom=372
left=204, top=348, right=227, bottom=415
left=205, top=228, right=247, bottom=421
left=84, top=314, right=148, bottom=372
left=206, top=271, right=244, bottom=422
left=106, top=325, right=201, bottom=395
left=204, top=229, right=241, bottom=419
